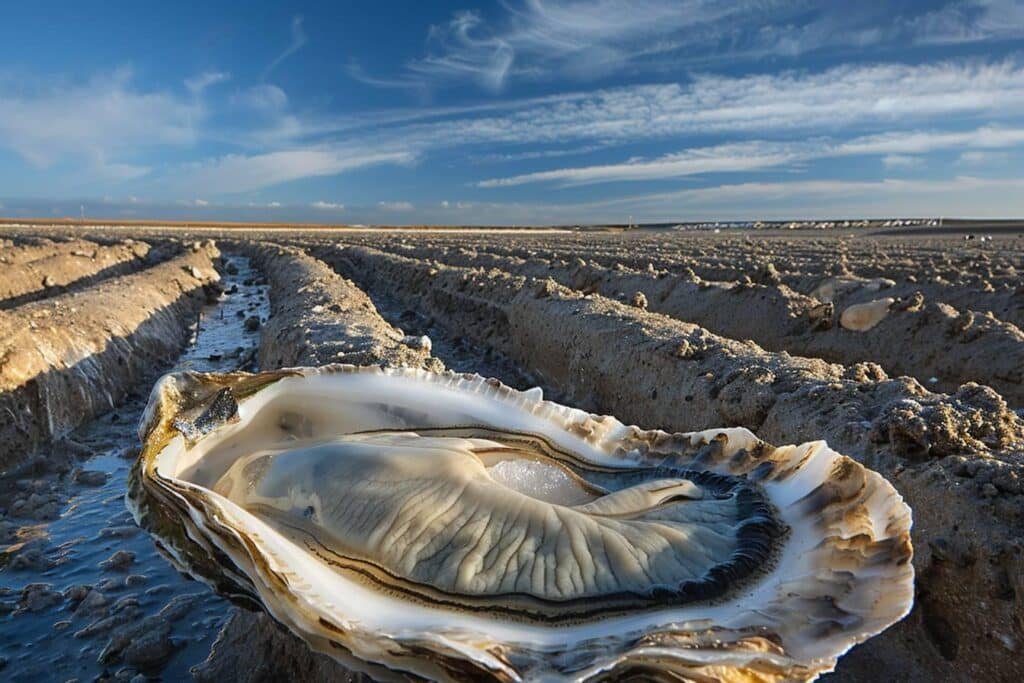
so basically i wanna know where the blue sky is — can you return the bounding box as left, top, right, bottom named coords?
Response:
left=1, top=0, right=1023, bottom=224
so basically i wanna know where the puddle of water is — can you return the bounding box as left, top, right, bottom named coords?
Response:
left=0, top=254, right=269, bottom=682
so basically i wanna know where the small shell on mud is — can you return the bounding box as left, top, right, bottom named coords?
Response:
left=129, top=366, right=913, bottom=682
left=811, top=277, right=896, bottom=303
left=840, top=297, right=895, bottom=332
left=402, top=334, right=432, bottom=353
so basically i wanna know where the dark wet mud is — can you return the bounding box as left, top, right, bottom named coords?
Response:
left=0, top=254, right=268, bottom=682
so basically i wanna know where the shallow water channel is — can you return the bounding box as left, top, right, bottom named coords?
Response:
left=0, top=254, right=268, bottom=682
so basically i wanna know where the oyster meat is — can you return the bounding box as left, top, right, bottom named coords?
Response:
left=129, top=366, right=913, bottom=681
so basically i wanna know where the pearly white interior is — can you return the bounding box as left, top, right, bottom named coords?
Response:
left=485, top=459, right=597, bottom=505
left=151, top=368, right=912, bottom=670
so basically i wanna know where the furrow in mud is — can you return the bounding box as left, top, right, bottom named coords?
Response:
left=0, top=253, right=267, bottom=683
left=0, top=238, right=104, bottom=265
left=317, top=242, right=1024, bottom=683
left=0, top=243, right=221, bottom=471
left=229, top=241, right=439, bottom=371
left=0, top=240, right=153, bottom=309
left=396, top=246, right=1024, bottom=404
left=361, top=231, right=1020, bottom=289
left=355, top=236, right=1024, bottom=331
left=367, top=233, right=1024, bottom=289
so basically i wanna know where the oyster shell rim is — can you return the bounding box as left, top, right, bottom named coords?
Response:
left=128, top=364, right=914, bottom=682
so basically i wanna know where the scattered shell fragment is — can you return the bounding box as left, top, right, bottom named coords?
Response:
left=811, top=276, right=896, bottom=303
left=840, top=297, right=895, bottom=332
left=130, top=366, right=914, bottom=682
left=401, top=334, right=432, bottom=353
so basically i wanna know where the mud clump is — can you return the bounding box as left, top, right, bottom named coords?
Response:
left=872, top=383, right=1020, bottom=458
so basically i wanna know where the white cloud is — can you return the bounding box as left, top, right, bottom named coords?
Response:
left=0, top=67, right=197, bottom=170
left=395, top=1, right=792, bottom=90
left=422, top=176, right=1024, bottom=223
left=478, top=142, right=799, bottom=187
left=16, top=174, right=1024, bottom=225
left=368, top=1, right=1024, bottom=92
left=470, top=144, right=606, bottom=164
left=99, top=162, right=152, bottom=180
left=409, top=10, right=514, bottom=92
left=231, top=84, right=289, bottom=111
left=834, top=126, right=1024, bottom=155
left=957, top=150, right=1008, bottom=164
left=170, top=148, right=416, bottom=194
left=345, top=63, right=428, bottom=97
left=881, top=155, right=924, bottom=168
left=178, top=198, right=210, bottom=207
left=5, top=57, right=1024, bottom=199
left=378, top=201, right=414, bottom=211
left=263, top=15, right=307, bottom=80
left=910, top=0, right=1024, bottom=46
left=373, top=60, right=1024, bottom=172
left=568, top=176, right=1024, bottom=219
left=311, top=200, right=345, bottom=210
left=185, top=71, right=230, bottom=94
left=476, top=125, right=1024, bottom=187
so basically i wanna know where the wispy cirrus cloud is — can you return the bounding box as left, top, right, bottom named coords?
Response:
left=386, top=59, right=1024, bottom=163
left=368, top=1, right=769, bottom=92
left=908, top=0, right=1024, bottom=46
left=184, top=71, right=230, bottom=94
left=262, top=15, right=307, bottom=80
left=477, top=142, right=800, bottom=187
left=6, top=57, right=1024, bottom=197
left=409, top=10, right=515, bottom=92
left=476, top=125, right=1024, bottom=187
left=359, top=0, right=1024, bottom=93
left=167, top=148, right=416, bottom=195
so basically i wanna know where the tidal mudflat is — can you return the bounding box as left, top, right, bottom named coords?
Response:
left=1, top=223, right=1021, bottom=682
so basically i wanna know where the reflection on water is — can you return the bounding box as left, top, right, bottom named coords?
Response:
left=0, top=254, right=268, bottom=681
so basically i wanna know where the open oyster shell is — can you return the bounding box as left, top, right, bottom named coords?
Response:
left=128, top=365, right=913, bottom=682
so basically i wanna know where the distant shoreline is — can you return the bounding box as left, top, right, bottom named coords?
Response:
left=1, top=216, right=1022, bottom=235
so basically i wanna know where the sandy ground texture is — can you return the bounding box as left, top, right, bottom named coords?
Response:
left=0, top=242, right=221, bottom=470
left=0, top=223, right=1021, bottom=682
left=367, top=247, right=1024, bottom=404
left=0, top=239, right=153, bottom=310
left=0, top=238, right=101, bottom=267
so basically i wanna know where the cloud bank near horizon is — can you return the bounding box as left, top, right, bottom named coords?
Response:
left=0, top=1, right=1022, bottom=223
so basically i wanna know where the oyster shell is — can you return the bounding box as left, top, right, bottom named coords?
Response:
left=129, top=366, right=913, bottom=681
left=839, top=298, right=895, bottom=332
